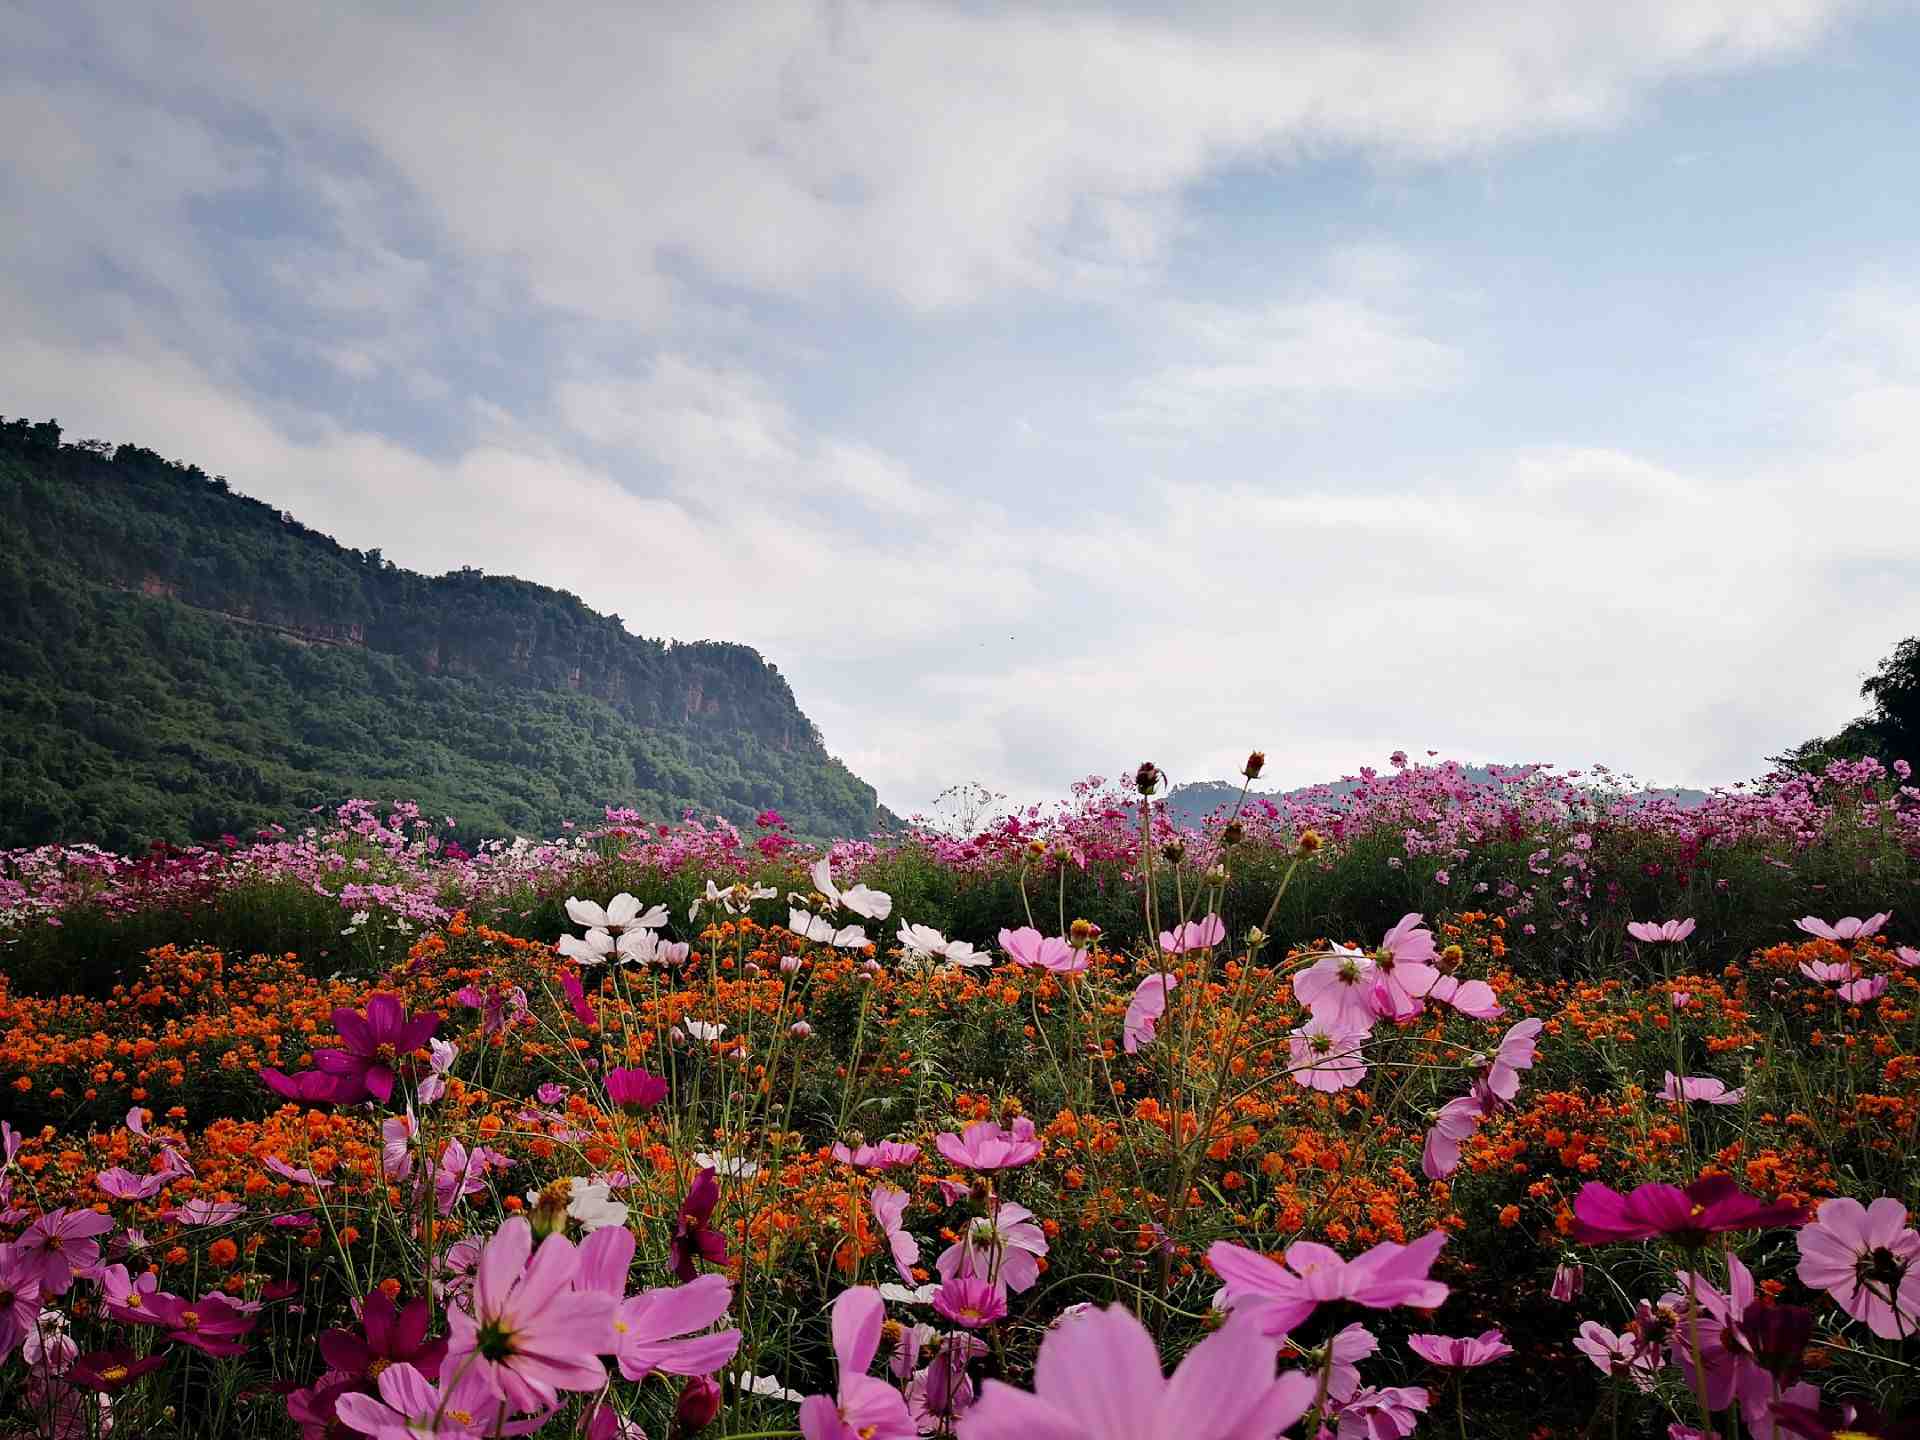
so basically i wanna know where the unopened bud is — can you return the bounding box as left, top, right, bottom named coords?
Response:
left=1161, top=841, right=1186, bottom=864
left=1069, top=917, right=1102, bottom=948
left=1243, top=751, right=1266, bottom=780
left=1295, top=829, right=1323, bottom=856
left=1220, top=821, right=1245, bottom=846
left=1134, top=761, right=1162, bottom=795
left=1437, top=944, right=1464, bottom=974
left=530, top=1178, right=572, bottom=1238
left=673, top=1374, right=722, bottom=1435
left=1205, top=864, right=1229, bottom=886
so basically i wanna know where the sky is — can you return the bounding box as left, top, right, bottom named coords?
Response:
left=5, top=0, right=1919, bottom=817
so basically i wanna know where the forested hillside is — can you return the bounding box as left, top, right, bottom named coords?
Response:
left=0, top=415, right=886, bottom=847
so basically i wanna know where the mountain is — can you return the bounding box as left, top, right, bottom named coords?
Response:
left=1162, top=768, right=1710, bottom=828
left=0, top=415, right=887, bottom=848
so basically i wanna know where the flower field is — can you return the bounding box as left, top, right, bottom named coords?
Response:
left=1, top=756, right=1917, bottom=1438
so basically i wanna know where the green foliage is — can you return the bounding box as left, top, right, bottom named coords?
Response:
left=0, top=416, right=887, bottom=847
left=1775, top=634, right=1920, bottom=772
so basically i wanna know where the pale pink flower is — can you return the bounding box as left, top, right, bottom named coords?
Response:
left=1330, top=1384, right=1429, bottom=1439
left=1627, top=919, right=1696, bottom=944
left=1158, top=914, right=1225, bottom=955
left=1288, top=1019, right=1368, bottom=1092
left=935, top=1119, right=1041, bottom=1172
left=1837, top=975, right=1889, bottom=1004
left=997, top=927, right=1084, bottom=974
left=1425, top=973, right=1503, bottom=1019
left=335, top=1359, right=514, bottom=1438
left=1795, top=1197, right=1920, bottom=1340
left=871, top=1185, right=921, bottom=1287
left=443, top=1217, right=615, bottom=1411
left=382, top=1106, right=418, bottom=1181
left=1549, top=1263, right=1583, bottom=1302
left=1896, top=946, right=1920, bottom=969
left=1294, top=947, right=1378, bottom=1031
left=1480, top=1017, right=1543, bottom=1101
left=933, top=1272, right=1009, bottom=1329
left=1420, top=1083, right=1499, bottom=1179
left=1369, top=914, right=1441, bottom=1018
left=1407, top=1328, right=1512, bottom=1367
left=0, top=1245, right=44, bottom=1362
left=1794, top=913, right=1890, bottom=942
left=936, top=1201, right=1047, bottom=1295
left=1660, top=1072, right=1745, bottom=1106
left=162, top=1199, right=246, bottom=1226
left=1124, top=974, right=1178, bottom=1054
left=960, top=1304, right=1315, bottom=1440
left=1572, top=1321, right=1646, bottom=1382
left=265, top=1155, right=335, bottom=1189
left=1325, top=1323, right=1378, bottom=1402
left=1799, top=958, right=1858, bottom=984
left=613, top=1273, right=742, bottom=1382
left=831, top=1140, right=920, bottom=1170
left=1209, top=1231, right=1448, bottom=1336
left=798, top=1287, right=916, bottom=1440
left=15, top=1209, right=114, bottom=1297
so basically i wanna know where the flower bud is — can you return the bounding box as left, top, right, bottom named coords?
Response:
left=1243, top=751, right=1265, bottom=780
left=1294, top=829, right=1323, bottom=856
left=673, top=1375, right=722, bottom=1435
left=1161, top=841, right=1186, bottom=864
left=790, top=1021, right=813, bottom=1038
left=1204, top=864, right=1229, bottom=886
left=1026, top=838, right=1049, bottom=858
left=1069, top=917, right=1102, bottom=949
left=1220, top=821, right=1245, bottom=846
left=1134, top=761, right=1162, bottom=795
left=529, top=1178, right=572, bottom=1239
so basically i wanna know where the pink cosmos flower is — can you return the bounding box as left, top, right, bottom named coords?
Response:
left=258, top=1066, right=366, bottom=1105
left=1661, top=1073, right=1746, bottom=1106
left=1294, top=946, right=1378, bottom=1032
left=1897, top=946, right=1920, bottom=969
left=0, top=1245, right=44, bottom=1363
left=1836, top=975, right=1889, bottom=1004
left=669, top=1169, right=729, bottom=1282
left=1627, top=919, right=1696, bottom=944
left=935, top=1118, right=1041, bottom=1172
left=906, top=1334, right=983, bottom=1433
left=934, top=1272, right=1009, bottom=1329
left=1794, top=913, right=1890, bottom=943
left=871, top=1185, right=921, bottom=1287
left=1480, top=1017, right=1543, bottom=1101
left=1425, top=973, right=1504, bottom=1019
left=1550, top=1262, right=1584, bottom=1302
left=1572, top=1321, right=1649, bottom=1383
left=612, top=1273, right=742, bottom=1382
left=266, top=1154, right=336, bottom=1190
left=1124, top=974, right=1178, bottom=1054
left=831, top=1140, right=920, bottom=1170
left=314, top=995, right=441, bottom=1104
left=335, top=1360, right=517, bottom=1438
left=444, top=1217, right=615, bottom=1411
left=1208, top=1231, right=1448, bottom=1336
left=798, top=1287, right=917, bottom=1440
left=560, top=969, right=598, bottom=1028
left=1288, top=1019, right=1369, bottom=1093
left=997, top=927, right=1084, bottom=974
left=959, top=1304, right=1315, bottom=1440
left=16, top=1208, right=115, bottom=1297
left=1370, top=914, right=1442, bottom=1018
left=1571, top=1175, right=1804, bottom=1247
left=1795, top=1197, right=1920, bottom=1340
left=936, top=1201, right=1047, bottom=1295
left=94, top=1159, right=185, bottom=1201
left=1328, top=1384, right=1428, bottom=1440
left=1421, top=1083, right=1499, bottom=1179
left=1799, top=959, right=1858, bottom=984
left=1407, top=1329, right=1512, bottom=1368
left=433, top=1140, right=487, bottom=1215
left=1158, top=914, right=1225, bottom=955
left=1324, top=1323, right=1379, bottom=1402
left=605, top=1067, right=668, bottom=1111
left=318, top=1291, right=447, bottom=1386
left=382, top=1107, right=418, bottom=1181
left=96, top=1264, right=160, bottom=1324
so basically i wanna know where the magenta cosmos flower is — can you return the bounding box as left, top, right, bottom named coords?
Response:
left=1124, top=974, right=1178, bottom=1054
left=318, top=1290, right=447, bottom=1386
left=604, top=1067, right=667, bottom=1111
left=936, top=1118, right=1041, bottom=1171
left=1407, top=1329, right=1512, bottom=1368
left=444, top=1217, right=616, bottom=1411
left=934, top=1272, right=1010, bottom=1330
left=669, top=1168, right=728, bottom=1282
left=1794, top=912, right=1891, bottom=943
left=1571, top=1175, right=1803, bottom=1247
left=150, top=1290, right=260, bottom=1357
left=959, top=1304, right=1315, bottom=1440
left=1158, top=913, right=1225, bottom=955
left=1208, top=1231, right=1448, bottom=1336
left=799, top=1287, right=917, bottom=1440
left=314, top=995, right=441, bottom=1104
left=998, top=927, right=1084, bottom=974
left=1795, top=1197, right=1920, bottom=1340
left=1627, top=918, right=1696, bottom=944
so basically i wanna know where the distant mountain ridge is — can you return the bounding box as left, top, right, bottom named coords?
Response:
left=0, top=414, right=887, bottom=848
left=1162, top=767, right=1710, bottom=828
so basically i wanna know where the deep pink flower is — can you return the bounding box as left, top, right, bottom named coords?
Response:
left=314, top=994, right=441, bottom=1104
left=1571, top=1175, right=1804, bottom=1247
left=1124, top=974, right=1178, bottom=1054
left=871, top=1184, right=921, bottom=1287
left=1158, top=913, right=1225, bottom=955
left=605, top=1067, right=668, bottom=1111
left=935, top=1118, right=1041, bottom=1172
left=669, top=1168, right=728, bottom=1282
left=0, top=1245, right=44, bottom=1362
left=1407, top=1328, right=1512, bottom=1368
left=936, top=1200, right=1047, bottom=1295
left=318, top=1290, right=446, bottom=1385
left=66, top=1348, right=166, bottom=1393
left=1550, top=1262, right=1584, bottom=1302
left=831, top=1140, right=920, bottom=1169
left=560, top=968, right=598, bottom=1028
left=443, top=1217, right=615, bottom=1411
left=1661, top=1072, right=1746, bottom=1106
left=1795, top=1197, right=1920, bottom=1340
left=1794, top=913, right=1890, bottom=942
left=997, top=927, right=1084, bottom=974
left=1208, top=1230, right=1449, bottom=1335
left=150, top=1290, right=259, bottom=1357
left=798, top=1287, right=917, bottom=1440
left=1628, top=918, right=1697, bottom=944
left=960, top=1304, right=1315, bottom=1440
left=16, top=1207, right=115, bottom=1297
left=257, top=1066, right=367, bottom=1104
left=934, top=1272, right=1009, bottom=1329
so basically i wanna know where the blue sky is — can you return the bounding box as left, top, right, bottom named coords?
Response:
left=5, top=0, right=1918, bottom=815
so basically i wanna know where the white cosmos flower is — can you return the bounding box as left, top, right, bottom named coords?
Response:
left=810, top=857, right=893, bottom=922
left=557, top=928, right=616, bottom=965
left=898, top=923, right=949, bottom=959
left=736, top=1371, right=802, bottom=1403
left=565, top=893, right=669, bottom=933
left=788, top=908, right=869, bottom=950
left=879, top=1281, right=942, bottom=1305
left=942, top=940, right=990, bottom=968
left=565, top=1178, right=629, bottom=1231
left=694, top=1151, right=761, bottom=1179
left=690, top=880, right=781, bottom=920
left=681, top=1019, right=728, bottom=1042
